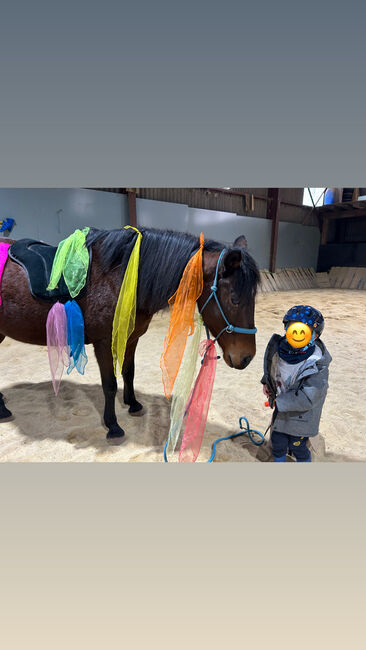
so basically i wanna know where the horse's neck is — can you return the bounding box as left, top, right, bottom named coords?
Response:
left=137, top=233, right=198, bottom=314
left=91, top=230, right=201, bottom=315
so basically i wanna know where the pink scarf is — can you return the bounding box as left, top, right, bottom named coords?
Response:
left=179, top=339, right=217, bottom=462
left=46, top=302, right=69, bottom=396
left=0, top=242, right=10, bottom=306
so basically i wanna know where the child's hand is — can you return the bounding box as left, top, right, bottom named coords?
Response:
left=263, top=384, right=270, bottom=397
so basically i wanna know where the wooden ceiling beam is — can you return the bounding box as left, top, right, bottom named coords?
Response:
left=317, top=209, right=366, bottom=220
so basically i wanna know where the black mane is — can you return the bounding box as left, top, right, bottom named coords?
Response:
left=87, top=227, right=259, bottom=313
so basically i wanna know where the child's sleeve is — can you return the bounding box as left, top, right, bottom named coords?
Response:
left=261, top=334, right=280, bottom=387
left=275, top=366, right=329, bottom=413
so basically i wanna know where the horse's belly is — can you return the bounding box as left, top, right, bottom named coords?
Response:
left=0, top=261, right=48, bottom=345
left=0, top=258, right=116, bottom=347
left=0, top=305, right=48, bottom=345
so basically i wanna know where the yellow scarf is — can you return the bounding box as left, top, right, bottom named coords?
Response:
left=112, top=226, right=142, bottom=376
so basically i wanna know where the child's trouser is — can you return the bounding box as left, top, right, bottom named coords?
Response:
left=271, top=430, right=311, bottom=462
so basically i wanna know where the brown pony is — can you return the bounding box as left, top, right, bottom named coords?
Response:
left=0, top=227, right=259, bottom=443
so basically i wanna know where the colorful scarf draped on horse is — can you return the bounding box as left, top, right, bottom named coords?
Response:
left=46, top=301, right=69, bottom=396
left=47, top=227, right=90, bottom=298
left=46, top=300, right=88, bottom=395
left=160, top=232, right=205, bottom=400
left=178, top=339, right=218, bottom=462
left=112, top=226, right=142, bottom=377
left=0, top=242, right=10, bottom=306
left=165, top=312, right=203, bottom=457
left=45, top=227, right=91, bottom=392
left=162, top=233, right=220, bottom=462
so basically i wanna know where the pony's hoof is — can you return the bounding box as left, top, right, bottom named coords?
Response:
left=128, top=403, right=145, bottom=417
left=0, top=404, right=13, bottom=421
left=106, top=425, right=125, bottom=446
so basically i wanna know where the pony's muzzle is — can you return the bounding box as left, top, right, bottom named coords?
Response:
left=227, top=353, right=254, bottom=370
left=239, top=354, right=253, bottom=369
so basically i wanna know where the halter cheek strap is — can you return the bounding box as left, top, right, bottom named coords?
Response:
left=199, top=248, right=257, bottom=342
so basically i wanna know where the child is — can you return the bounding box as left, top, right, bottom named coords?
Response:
left=261, top=305, right=331, bottom=462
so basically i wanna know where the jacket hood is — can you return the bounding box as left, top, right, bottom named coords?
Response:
left=295, top=339, right=332, bottom=381
left=314, top=339, right=332, bottom=369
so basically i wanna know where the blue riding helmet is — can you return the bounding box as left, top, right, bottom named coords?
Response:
left=283, top=305, right=324, bottom=336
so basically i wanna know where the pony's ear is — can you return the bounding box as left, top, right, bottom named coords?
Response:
left=233, top=235, right=247, bottom=249
left=223, top=249, right=242, bottom=275
left=202, top=250, right=222, bottom=281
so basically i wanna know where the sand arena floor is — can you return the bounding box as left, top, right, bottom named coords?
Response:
left=0, top=289, right=365, bottom=462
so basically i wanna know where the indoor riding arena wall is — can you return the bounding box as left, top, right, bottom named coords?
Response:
left=1, top=189, right=319, bottom=270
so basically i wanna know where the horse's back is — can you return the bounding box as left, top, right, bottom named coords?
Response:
left=8, top=238, right=73, bottom=302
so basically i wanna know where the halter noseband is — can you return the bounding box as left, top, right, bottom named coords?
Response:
left=199, top=248, right=257, bottom=342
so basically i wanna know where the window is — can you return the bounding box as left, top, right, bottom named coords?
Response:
left=302, top=188, right=326, bottom=207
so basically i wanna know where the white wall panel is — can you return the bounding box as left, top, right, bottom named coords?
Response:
left=0, top=189, right=128, bottom=245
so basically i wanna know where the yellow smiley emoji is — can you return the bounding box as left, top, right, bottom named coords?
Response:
left=286, top=322, right=312, bottom=348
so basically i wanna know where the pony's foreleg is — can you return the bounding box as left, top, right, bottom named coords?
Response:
left=93, top=338, right=125, bottom=444
left=0, top=392, right=11, bottom=420
left=0, top=334, right=12, bottom=421
left=123, top=338, right=144, bottom=416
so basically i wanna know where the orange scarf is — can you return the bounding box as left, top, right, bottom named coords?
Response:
left=160, top=233, right=204, bottom=399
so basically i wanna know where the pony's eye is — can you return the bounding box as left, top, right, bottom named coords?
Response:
left=230, top=291, right=240, bottom=306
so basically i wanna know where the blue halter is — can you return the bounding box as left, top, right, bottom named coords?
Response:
left=199, top=248, right=257, bottom=342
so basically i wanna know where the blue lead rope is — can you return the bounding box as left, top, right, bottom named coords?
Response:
left=163, top=416, right=269, bottom=463
left=208, top=417, right=267, bottom=462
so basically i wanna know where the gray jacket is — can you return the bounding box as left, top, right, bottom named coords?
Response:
left=261, top=334, right=332, bottom=437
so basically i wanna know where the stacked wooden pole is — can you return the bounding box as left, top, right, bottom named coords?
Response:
left=257, top=267, right=366, bottom=292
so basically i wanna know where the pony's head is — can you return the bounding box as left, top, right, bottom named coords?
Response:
left=198, top=236, right=259, bottom=370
